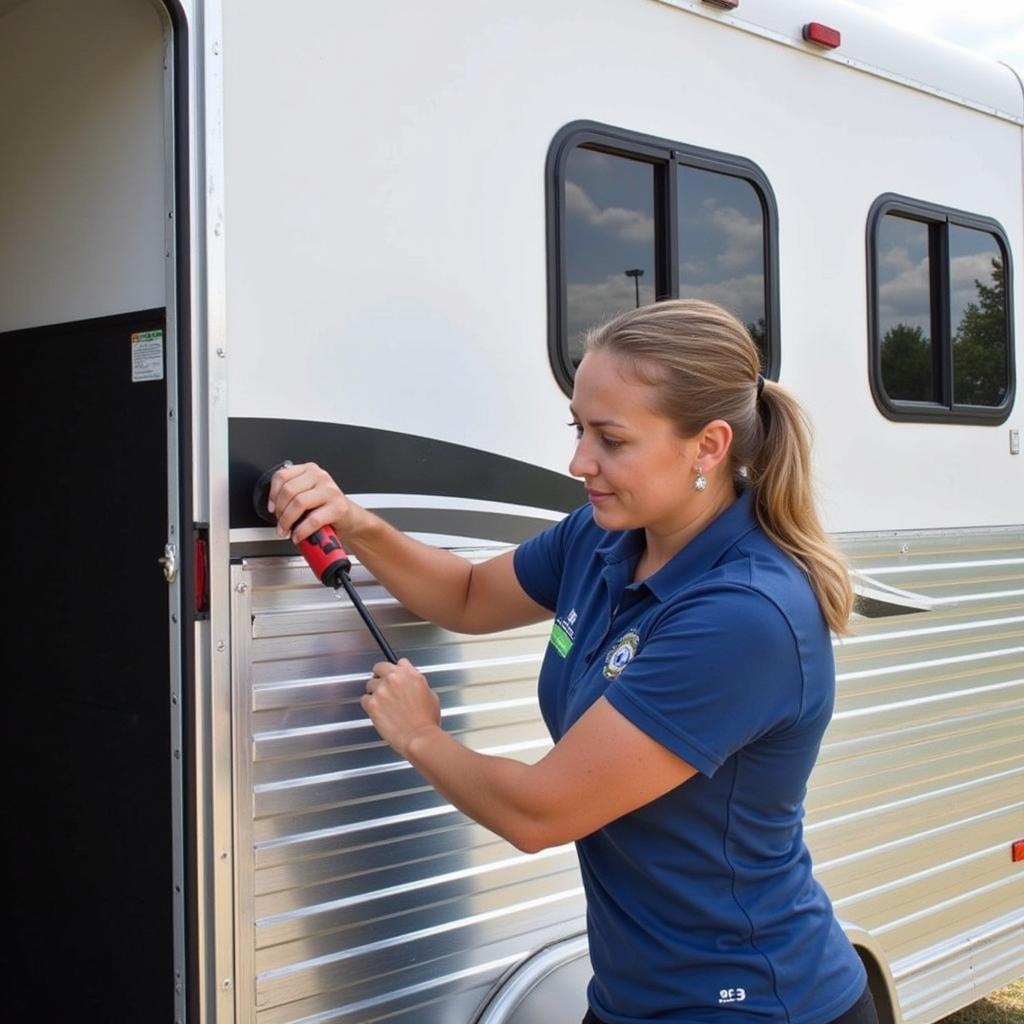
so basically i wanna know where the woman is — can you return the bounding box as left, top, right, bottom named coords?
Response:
left=267, top=300, right=877, bottom=1024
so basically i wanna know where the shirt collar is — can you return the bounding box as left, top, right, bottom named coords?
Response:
left=596, top=488, right=759, bottom=602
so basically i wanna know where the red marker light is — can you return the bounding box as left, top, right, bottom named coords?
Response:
left=195, top=534, right=209, bottom=615
left=1013, top=839, right=1024, bottom=863
left=803, top=22, right=841, bottom=49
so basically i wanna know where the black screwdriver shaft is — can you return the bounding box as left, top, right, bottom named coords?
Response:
left=337, top=572, right=398, bottom=664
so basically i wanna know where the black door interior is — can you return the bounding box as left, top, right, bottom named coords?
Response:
left=3, top=308, right=173, bottom=1021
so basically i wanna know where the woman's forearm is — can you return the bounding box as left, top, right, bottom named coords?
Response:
left=270, top=463, right=547, bottom=635
left=404, top=726, right=550, bottom=853
left=340, top=507, right=476, bottom=632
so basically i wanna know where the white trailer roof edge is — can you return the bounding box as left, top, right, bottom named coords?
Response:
left=654, top=0, right=1024, bottom=125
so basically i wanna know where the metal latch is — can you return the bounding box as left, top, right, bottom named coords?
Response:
left=159, top=543, right=178, bottom=583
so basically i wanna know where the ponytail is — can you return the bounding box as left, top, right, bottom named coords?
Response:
left=586, top=300, right=854, bottom=635
left=751, top=381, right=854, bottom=634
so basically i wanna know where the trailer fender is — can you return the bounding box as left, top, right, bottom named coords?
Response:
left=472, top=933, right=591, bottom=1024
left=840, top=920, right=903, bottom=1024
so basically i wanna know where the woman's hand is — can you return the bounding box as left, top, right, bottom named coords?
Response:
left=266, top=461, right=363, bottom=544
left=361, top=658, right=442, bottom=757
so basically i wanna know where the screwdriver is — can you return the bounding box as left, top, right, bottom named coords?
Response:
left=252, top=461, right=398, bottom=663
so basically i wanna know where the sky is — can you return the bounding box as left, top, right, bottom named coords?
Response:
left=844, top=0, right=1024, bottom=73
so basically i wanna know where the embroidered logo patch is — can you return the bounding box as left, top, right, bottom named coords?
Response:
left=603, top=631, right=640, bottom=679
left=550, top=608, right=579, bottom=658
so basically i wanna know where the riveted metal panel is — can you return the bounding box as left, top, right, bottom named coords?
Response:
left=230, top=527, right=1023, bottom=1024
left=810, top=528, right=1024, bottom=1021
left=231, top=553, right=585, bottom=1024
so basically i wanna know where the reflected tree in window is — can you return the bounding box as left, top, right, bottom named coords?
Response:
left=952, top=241, right=1007, bottom=406
left=746, top=317, right=766, bottom=361
left=881, top=323, right=932, bottom=401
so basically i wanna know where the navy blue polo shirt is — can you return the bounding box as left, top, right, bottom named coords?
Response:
left=513, top=489, right=866, bottom=1023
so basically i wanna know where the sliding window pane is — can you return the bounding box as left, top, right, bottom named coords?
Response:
left=564, top=146, right=656, bottom=365
left=950, top=225, right=1008, bottom=407
left=677, top=166, right=766, bottom=361
left=877, top=214, right=936, bottom=402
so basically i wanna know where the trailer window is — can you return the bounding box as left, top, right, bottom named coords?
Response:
left=565, top=147, right=658, bottom=365
left=877, top=215, right=936, bottom=402
left=869, top=196, right=1014, bottom=424
left=950, top=225, right=1009, bottom=407
left=547, top=122, right=779, bottom=395
left=678, top=166, right=767, bottom=353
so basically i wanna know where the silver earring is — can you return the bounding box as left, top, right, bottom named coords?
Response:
left=693, top=466, right=707, bottom=492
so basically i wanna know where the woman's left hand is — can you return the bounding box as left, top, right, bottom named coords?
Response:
left=361, top=658, right=441, bottom=757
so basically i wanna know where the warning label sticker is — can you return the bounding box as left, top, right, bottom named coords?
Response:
left=131, top=329, right=164, bottom=382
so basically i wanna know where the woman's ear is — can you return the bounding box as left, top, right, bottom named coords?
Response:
left=696, top=419, right=734, bottom=473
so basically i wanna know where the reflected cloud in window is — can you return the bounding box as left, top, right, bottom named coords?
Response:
left=678, top=167, right=766, bottom=358
left=565, top=147, right=656, bottom=364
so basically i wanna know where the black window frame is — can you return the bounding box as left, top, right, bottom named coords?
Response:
left=867, top=193, right=1015, bottom=425
left=545, top=120, right=781, bottom=396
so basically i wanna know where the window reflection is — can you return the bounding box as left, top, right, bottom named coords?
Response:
left=950, top=225, right=1008, bottom=406
left=565, top=147, right=656, bottom=365
left=678, top=167, right=767, bottom=361
left=877, top=215, right=935, bottom=402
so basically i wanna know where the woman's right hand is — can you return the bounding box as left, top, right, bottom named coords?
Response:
left=266, top=462, right=365, bottom=545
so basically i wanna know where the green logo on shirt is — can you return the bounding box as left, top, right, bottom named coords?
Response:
left=550, top=621, right=573, bottom=657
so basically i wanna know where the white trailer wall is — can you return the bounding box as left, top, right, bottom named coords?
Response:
left=0, top=0, right=166, bottom=332
left=221, top=0, right=1023, bottom=534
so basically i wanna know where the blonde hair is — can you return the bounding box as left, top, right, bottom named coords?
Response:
left=584, top=299, right=853, bottom=635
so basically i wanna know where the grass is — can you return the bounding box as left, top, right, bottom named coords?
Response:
left=937, top=979, right=1024, bottom=1023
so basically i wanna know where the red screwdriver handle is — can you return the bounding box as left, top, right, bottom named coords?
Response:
left=298, top=524, right=352, bottom=588
left=252, top=461, right=398, bottom=663
left=253, top=460, right=352, bottom=587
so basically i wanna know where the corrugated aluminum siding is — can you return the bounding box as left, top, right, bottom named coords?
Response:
left=816, top=528, right=1024, bottom=1022
left=231, top=552, right=584, bottom=1024
left=231, top=526, right=1024, bottom=1024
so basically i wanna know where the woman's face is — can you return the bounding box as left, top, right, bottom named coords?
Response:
left=569, top=350, right=701, bottom=534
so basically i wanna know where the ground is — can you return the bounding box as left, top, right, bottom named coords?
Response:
left=938, top=980, right=1024, bottom=1023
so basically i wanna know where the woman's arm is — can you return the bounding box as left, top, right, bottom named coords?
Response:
left=363, top=659, right=697, bottom=852
left=267, top=462, right=551, bottom=634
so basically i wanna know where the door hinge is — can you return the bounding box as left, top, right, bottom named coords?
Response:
left=159, top=543, right=178, bottom=583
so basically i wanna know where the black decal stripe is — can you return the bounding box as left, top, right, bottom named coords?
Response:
left=230, top=418, right=584, bottom=531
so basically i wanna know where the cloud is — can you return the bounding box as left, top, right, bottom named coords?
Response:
left=950, top=251, right=997, bottom=290
left=566, top=274, right=656, bottom=343
left=877, top=249, right=1000, bottom=333
left=950, top=251, right=999, bottom=321
left=708, top=204, right=762, bottom=271
left=565, top=180, right=655, bottom=244
left=877, top=255, right=929, bottom=321
left=566, top=271, right=766, bottom=341
left=678, top=274, right=765, bottom=327
left=879, top=244, right=915, bottom=275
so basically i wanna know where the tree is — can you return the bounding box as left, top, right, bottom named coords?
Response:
left=746, top=317, right=766, bottom=361
left=881, top=323, right=932, bottom=401
left=953, top=256, right=1007, bottom=406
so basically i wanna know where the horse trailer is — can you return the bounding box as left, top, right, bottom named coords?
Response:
left=2, top=0, right=1022, bottom=1021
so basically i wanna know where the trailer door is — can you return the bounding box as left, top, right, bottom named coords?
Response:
left=0, top=0, right=184, bottom=1019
